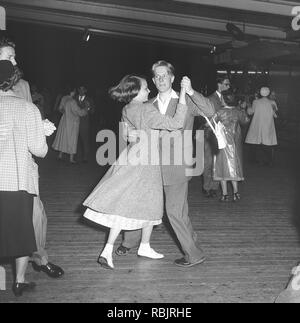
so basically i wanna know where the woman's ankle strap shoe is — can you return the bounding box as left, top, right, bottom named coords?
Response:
left=233, top=192, right=241, bottom=201
left=220, top=194, right=230, bottom=202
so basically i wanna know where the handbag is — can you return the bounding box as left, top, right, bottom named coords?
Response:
left=203, top=115, right=227, bottom=149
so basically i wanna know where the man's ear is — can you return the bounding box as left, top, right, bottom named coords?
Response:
left=152, top=77, right=155, bottom=85
left=171, top=75, right=175, bottom=84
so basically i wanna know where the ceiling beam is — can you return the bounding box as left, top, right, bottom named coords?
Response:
left=6, top=5, right=232, bottom=48
left=231, top=40, right=300, bottom=61
left=2, top=0, right=288, bottom=41
left=173, top=0, right=299, bottom=16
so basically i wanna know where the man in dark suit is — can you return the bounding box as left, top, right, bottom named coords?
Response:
left=77, top=85, right=94, bottom=162
left=115, top=60, right=215, bottom=267
left=202, top=76, right=231, bottom=198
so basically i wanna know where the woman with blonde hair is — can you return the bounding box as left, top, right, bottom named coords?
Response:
left=245, top=87, right=277, bottom=166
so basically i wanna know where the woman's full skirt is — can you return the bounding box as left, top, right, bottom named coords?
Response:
left=0, top=191, right=37, bottom=258
left=83, top=148, right=164, bottom=230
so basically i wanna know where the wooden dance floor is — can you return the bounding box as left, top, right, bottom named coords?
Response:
left=1, top=143, right=300, bottom=303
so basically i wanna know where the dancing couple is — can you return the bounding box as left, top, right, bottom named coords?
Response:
left=83, top=61, right=215, bottom=269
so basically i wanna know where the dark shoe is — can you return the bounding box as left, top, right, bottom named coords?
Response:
left=202, top=189, right=211, bottom=198
left=233, top=192, right=241, bottom=201
left=12, top=282, right=36, bottom=297
left=174, top=256, right=206, bottom=268
left=97, top=256, right=114, bottom=270
left=220, top=194, right=230, bottom=202
left=115, top=245, right=131, bottom=256
left=32, top=262, right=64, bottom=278
left=209, top=190, right=218, bottom=198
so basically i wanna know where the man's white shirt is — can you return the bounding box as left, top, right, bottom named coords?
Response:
left=153, top=89, right=179, bottom=115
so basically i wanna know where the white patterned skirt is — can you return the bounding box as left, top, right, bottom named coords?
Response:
left=83, top=208, right=162, bottom=231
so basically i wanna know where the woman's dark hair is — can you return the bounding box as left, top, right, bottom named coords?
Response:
left=62, top=84, right=76, bottom=96
left=216, top=75, right=229, bottom=86
left=109, top=75, right=142, bottom=103
left=222, top=90, right=237, bottom=107
left=0, top=68, right=19, bottom=92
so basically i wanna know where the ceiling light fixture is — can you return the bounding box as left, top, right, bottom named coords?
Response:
left=82, top=27, right=91, bottom=42
left=210, top=45, right=217, bottom=54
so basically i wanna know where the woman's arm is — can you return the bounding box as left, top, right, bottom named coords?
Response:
left=247, top=100, right=256, bottom=115
left=238, top=109, right=250, bottom=125
left=143, top=86, right=187, bottom=130
left=72, top=100, right=88, bottom=117
left=180, top=76, right=215, bottom=118
left=58, top=97, right=66, bottom=113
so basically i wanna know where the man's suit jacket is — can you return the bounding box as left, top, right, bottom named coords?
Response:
left=209, top=91, right=223, bottom=113
left=77, top=95, right=94, bottom=132
left=149, top=91, right=214, bottom=186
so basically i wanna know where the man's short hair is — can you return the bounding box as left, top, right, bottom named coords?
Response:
left=216, top=75, right=229, bottom=86
left=151, top=60, right=175, bottom=77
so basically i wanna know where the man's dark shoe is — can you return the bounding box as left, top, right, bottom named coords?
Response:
left=174, top=256, right=206, bottom=268
left=32, top=262, right=64, bottom=278
left=12, top=282, right=36, bottom=297
left=115, top=245, right=131, bottom=256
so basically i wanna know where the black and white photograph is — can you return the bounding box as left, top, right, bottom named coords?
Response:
left=1, top=0, right=300, bottom=307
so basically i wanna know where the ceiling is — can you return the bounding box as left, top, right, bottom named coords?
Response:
left=2, top=0, right=300, bottom=66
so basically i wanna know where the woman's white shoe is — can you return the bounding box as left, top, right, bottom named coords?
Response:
left=137, top=246, right=164, bottom=259
left=98, top=254, right=114, bottom=269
